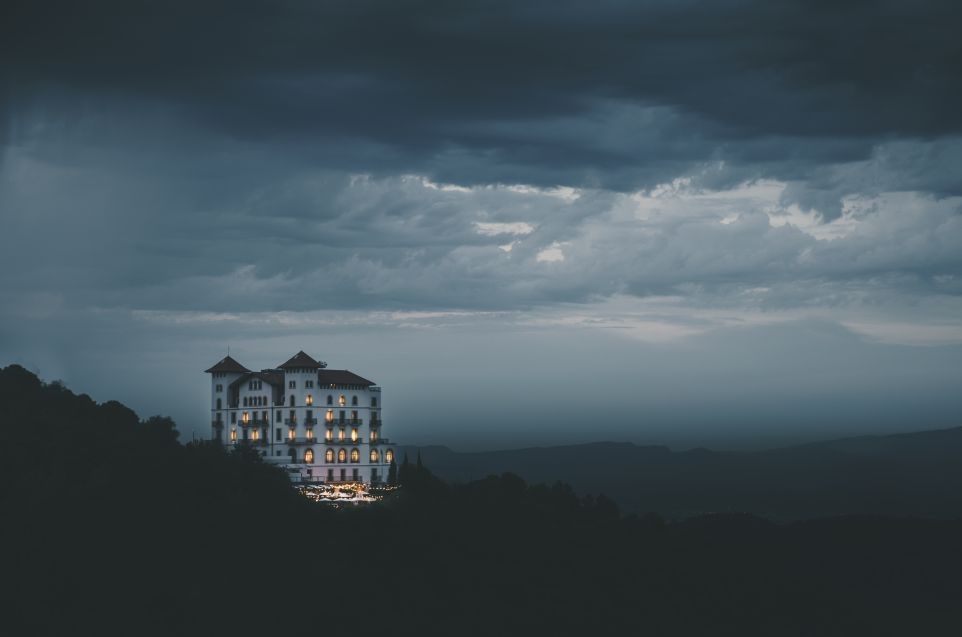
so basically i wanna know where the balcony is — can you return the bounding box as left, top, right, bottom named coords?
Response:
left=284, top=419, right=297, bottom=425
left=304, top=418, right=318, bottom=426
left=287, top=437, right=319, bottom=445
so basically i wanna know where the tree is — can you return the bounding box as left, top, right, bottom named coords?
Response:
left=387, top=458, right=398, bottom=485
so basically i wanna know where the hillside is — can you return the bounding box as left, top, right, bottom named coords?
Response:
left=405, top=426, right=962, bottom=519
left=3, top=363, right=962, bottom=636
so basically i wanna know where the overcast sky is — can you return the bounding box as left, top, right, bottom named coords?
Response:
left=2, top=0, right=961, bottom=450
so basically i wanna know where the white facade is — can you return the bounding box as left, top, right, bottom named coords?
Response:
left=205, top=351, right=397, bottom=484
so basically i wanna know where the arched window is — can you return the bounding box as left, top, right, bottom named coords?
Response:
left=325, top=449, right=334, bottom=463
left=337, top=448, right=347, bottom=463
left=385, top=449, right=394, bottom=464
left=216, top=398, right=222, bottom=410
left=350, top=448, right=360, bottom=463
left=327, top=395, right=333, bottom=405
left=351, top=395, right=358, bottom=406
left=304, top=449, right=314, bottom=463
left=370, top=449, right=380, bottom=463
left=338, top=395, right=346, bottom=406
left=306, top=394, right=313, bottom=406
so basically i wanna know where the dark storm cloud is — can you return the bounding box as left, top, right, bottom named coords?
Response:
left=3, top=0, right=961, bottom=203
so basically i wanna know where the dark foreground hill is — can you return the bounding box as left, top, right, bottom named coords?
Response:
left=2, top=364, right=962, bottom=636
left=405, top=426, right=962, bottom=519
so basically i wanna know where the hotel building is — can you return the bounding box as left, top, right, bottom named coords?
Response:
left=205, top=351, right=396, bottom=483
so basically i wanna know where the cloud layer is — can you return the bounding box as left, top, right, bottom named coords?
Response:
left=2, top=0, right=961, bottom=446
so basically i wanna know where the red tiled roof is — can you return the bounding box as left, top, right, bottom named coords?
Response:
left=317, top=369, right=375, bottom=386
left=277, top=351, right=326, bottom=369
left=204, top=355, right=250, bottom=374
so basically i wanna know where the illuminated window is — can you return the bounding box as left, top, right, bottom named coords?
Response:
left=370, top=449, right=380, bottom=463
left=338, top=428, right=345, bottom=442
left=351, top=396, right=358, bottom=406
left=325, top=428, right=333, bottom=442
left=288, top=428, right=295, bottom=441
left=252, top=429, right=259, bottom=441
left=230, top=429, right=237, bottom=441
left=350, top=448, right=360, bottom=463
left=306, top=428, right=314, bottom=441
left=242, top=411, right=249, bottom=424
left=338, top=449, right=347, bottom=463
left=338, top=395, right=346, bottom=407
left=306, top=394, right=313, bottom=406
left=351, top=428, right=358, bottom=442
left=326, top=410, right=334, bottom=423
left=370, top=430, right=378, bottom=443
left=385, top=449, right=394, bottom=464
left=325, top=449, right=334, bottom=463
left=304, top=449, right=314, bottom=463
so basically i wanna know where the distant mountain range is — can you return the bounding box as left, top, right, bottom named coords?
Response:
left=403, top=426, right=962, bottom=520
